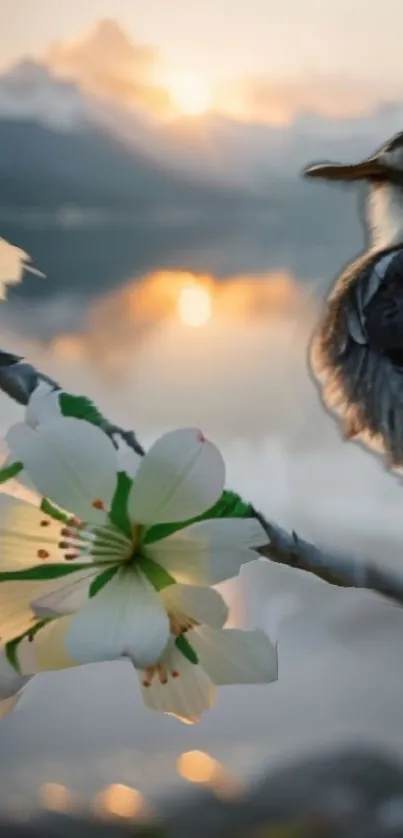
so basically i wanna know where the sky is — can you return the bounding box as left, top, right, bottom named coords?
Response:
left=2, top=0, right=403, bottom=124
left=2, top=0, right=403, bottom=83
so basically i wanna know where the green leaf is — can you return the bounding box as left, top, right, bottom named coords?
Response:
left=5, top=618, right=51, bottom=673
left=137, top=555, right=175, bottom=591
left=40, top=497, right=71, bottom=524
left=143, top=489, right=253, bottom=545
left=175, top=634, right=199, bottom=665
left=0, top=461, right=23, bottom=485
left=109, top=472, right=133, bottom=538
left=0, top=562, right=94, bottom=583
left=89, top=565, right=119, bottom=598
left=58, top=393, right=106, bottom=428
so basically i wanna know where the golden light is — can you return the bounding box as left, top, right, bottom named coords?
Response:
left=167, top=74, right=212, bottom=115
left=51, top=334, right=85, bottom=362
left=38, top=783, right=72, bottom=812
left=178, top=283, right=212, bottom=327
left=177, top=750, right=222, bottom=784
left=92, top=784, right=145, bottom=819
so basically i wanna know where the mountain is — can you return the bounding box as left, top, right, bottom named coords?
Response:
left=0, top=118, right=238, bottom=211
left=0, top=61, right=258, bottom=212
left=0, top=59, right=92, bottom=130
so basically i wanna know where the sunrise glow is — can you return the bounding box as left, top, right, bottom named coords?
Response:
left=178, top=283, right=212, bottom=326
left=166, top=74, right=212, bottom=115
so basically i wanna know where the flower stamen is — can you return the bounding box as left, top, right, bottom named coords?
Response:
left=56, top=522, right=96, bottom=562
left=142, top=662, right=177, bottom=687
left=168, top=612, right=198, bottom=636
left=169, top=615, right=183, bottom=637
left=68, top=516, right=82, bottom=528
left=157, top=664, right=168, bottom=685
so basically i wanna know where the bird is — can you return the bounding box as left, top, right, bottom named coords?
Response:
left=304, top=131, right=403, bottom=469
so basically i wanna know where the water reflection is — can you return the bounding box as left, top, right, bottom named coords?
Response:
left=0, top=187, right=361, bottom=342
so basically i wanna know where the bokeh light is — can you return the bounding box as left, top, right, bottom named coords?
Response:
left=177, top=750, right=222, bottom=784
left=91, top=783, right=145, bottom=819
left=38, top=782, right=72, bottom=812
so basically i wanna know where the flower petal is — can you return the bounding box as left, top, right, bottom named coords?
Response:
left=65, top=568, right=170, bottom=669
left=6, top=419, right=118, bottom=523
left=146, top=530, right=207, bottom=585
left=191, top=627, right=278, bottom=686
left=112, top=435, right=141, bottom=479
left=30, top=567, right=97, bottom=617
left=138, top=640, right=215, bottom=724
left=17, top=618, right=78, bottom=674
left=0, top=463, right=42, bottom=507
left=128, top=428, right=225, bottom=525
left=0, top=495, right=66, bottom=571
left=147, top=518, right=267, bottom=586
left=161, top=584, right=228, bottom=628
left=0, top=693, right=23, bottom=719
left=25, top=382, right=61, bottom=429
left=0, top=569, right=98, bottom=645
left=0, top=580, right=51, bottom=643
left=0, top=647, right=30, bottom=717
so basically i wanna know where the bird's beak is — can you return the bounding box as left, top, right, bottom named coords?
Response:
left=303, top=154, right=386, bottom=181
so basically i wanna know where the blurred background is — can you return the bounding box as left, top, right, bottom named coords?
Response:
left=2, top=0, right=403, bottom=823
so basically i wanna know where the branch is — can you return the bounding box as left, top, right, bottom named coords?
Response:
left=254, top=509, right=403, bottom=605
left=1, top=350, right=403, bottom=607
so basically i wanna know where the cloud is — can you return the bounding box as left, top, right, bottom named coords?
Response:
left=41, top=17, right=403, bottom=126
left=214, top=73, right=403, bottom=124
left=45, top=18, right=171, bottom=114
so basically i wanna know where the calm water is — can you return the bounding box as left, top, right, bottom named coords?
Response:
left=0, top=194, right=361, bottom=341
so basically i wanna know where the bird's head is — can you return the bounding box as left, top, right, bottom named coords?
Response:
left=303, top=132, right=403, bottom=250
left=303, top=132, right=403, bottom=187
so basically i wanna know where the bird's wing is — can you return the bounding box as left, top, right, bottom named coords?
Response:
left=364, top=249, right=403, bottom=361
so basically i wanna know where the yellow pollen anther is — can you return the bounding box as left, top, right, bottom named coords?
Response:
left=61, top=527, right=75, bottom=538
left=92, top=499, right=105, bottom=510
left=142, top=663, right=172, bottom=687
